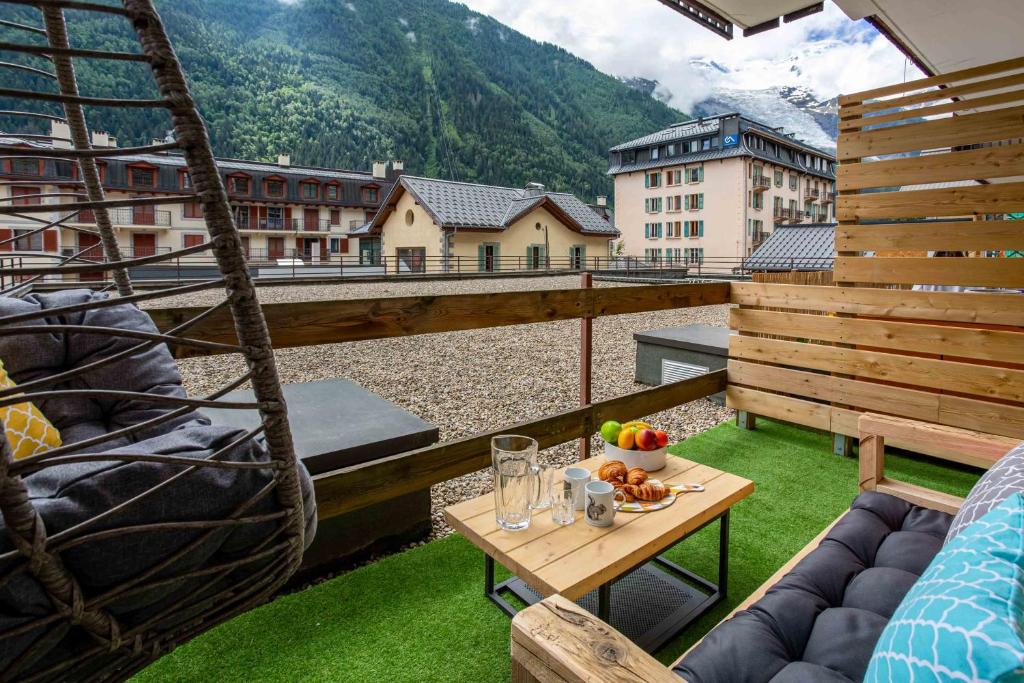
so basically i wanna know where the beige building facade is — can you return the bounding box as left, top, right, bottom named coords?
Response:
left=366, top=176, right=618, bottom=272
left=609, top=113, right=836, bottom=264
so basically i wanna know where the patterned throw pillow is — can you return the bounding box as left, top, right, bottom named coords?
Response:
left=864, top=492, right=1024, bottom=682
left=947, top=442, right=1024, bottom=542
left=0, top=358, right=61, bottom=460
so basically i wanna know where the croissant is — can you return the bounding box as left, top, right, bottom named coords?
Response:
left=626, top=467, right=648, bottom=486
left=598, top=460, right=627, bottom=482
left=624, top=481, right=669, bottom=501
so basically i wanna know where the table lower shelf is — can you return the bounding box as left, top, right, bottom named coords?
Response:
left=490, top=556, right=721, bottom=653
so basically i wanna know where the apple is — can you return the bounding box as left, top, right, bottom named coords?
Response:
left=635, top=428, right=659, bottom=451
left=655, top=430, right=669, bottom=448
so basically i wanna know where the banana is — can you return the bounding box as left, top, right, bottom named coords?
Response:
left=621, top=420, right=653, bottom=431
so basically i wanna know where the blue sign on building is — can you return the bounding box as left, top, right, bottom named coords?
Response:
left=723, top=133, right=739, bottom=148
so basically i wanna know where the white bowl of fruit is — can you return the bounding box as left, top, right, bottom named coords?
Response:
left=599, top=420, right=670, bottom=471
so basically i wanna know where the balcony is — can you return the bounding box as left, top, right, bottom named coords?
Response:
left=244, top=218, right=333, bottom=232
left=751, top=176, right=770, bottom=193
left=805, top=187, right=821, bottom=201
left=69, top=207, right=171, bottom=227
left=820, top=191, right=836, bottom=204
left=788, top=209, right=807, bottom=223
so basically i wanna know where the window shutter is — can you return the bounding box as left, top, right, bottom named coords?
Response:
left=698, top=194, right=704, bottom=210
left=580, top=245, right=586, bottom=263
left=699, top=221, right=705, bottom=237
left=540, top=244, right=546, bottom=266
left=684, top=195, right=690, bottom=210
left=478, top=243, right=486, bottom=272
left=644, top=173, right=650, bottom=188
left=493, top=243, right=500, bottom=269
left=683, top=221, right=690, bottom=238
left=644, top=223, right=649, bottom=238
left=698, top=166, right=704, bottom=182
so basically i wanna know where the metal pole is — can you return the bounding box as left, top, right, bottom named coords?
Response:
left=579, top=271, right=593, bottom=461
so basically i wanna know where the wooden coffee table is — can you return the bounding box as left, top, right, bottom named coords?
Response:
left=444, top=454, right=754, bottom=652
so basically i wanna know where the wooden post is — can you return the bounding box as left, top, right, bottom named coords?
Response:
left=579, top=271, right=593, bottom=461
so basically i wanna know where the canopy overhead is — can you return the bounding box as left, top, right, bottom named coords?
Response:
left=654, top=0, right=824, bottom=39
left=657, top=0, right=1024, bottom=76
left=832, top=0, right=1024, bottom=76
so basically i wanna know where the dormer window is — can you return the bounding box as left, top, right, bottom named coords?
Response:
left=229, top=176, right=250, bottom=195
left=622, top=150, right=636, bottom=164
left=325, top=183, right=339, bottom=200
left=300, top=181, right=319, bottom=200
left=265, top=178, right=285, bottom=198
left=129, top=166, right=156, bottom=188
left=650, top=147, right=660, bottom=160
left=361, top=186, right=380, bottom=203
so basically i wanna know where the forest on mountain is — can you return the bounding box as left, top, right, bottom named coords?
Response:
left=0, top=0, right=686, bottom=199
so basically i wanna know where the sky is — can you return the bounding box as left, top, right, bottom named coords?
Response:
left=454, top=0, right=920, bottom=112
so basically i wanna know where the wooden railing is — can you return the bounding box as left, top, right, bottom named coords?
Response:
left=149, top=281, right=731, bottom=518
left=149, top=282, right=730, bottom=358
left=727, top=55, right=1024, bottom=448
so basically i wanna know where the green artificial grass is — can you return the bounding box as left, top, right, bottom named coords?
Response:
left=134, top=420, right=981, bottom=682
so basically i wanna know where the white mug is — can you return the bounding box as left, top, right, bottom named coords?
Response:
left=564, top=467, right=591, bottom=511
left=584, top=480, right=625, bottom=527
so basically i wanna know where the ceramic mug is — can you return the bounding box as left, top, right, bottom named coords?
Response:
left=584, top=480, right=626, bottom=527
left=564, top=466, right=591, bottom=511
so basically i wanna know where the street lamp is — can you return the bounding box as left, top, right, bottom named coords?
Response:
left=535, top=222, right=549, bottom=269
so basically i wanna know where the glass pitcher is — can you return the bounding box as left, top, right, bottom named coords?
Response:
left=492, top=435, right=538, bottom=531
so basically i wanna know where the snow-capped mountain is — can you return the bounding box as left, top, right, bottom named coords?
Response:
left=687, top=57, right=837, bottom=150
left=691, top=85, right=838, bottom=151
left=620, top=57, right=840, bottom=152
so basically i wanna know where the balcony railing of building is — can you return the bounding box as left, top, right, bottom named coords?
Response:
left=242, top=218, right=333, bottom=232
left=752, top=176, right=771, bottom=192
left=805, top=187, right=821, bottom=200
left=67, top=207, right=172, bottom=227
left=33, top=250, right=839, bottom=285
left=820, top=191, right=836, bottom=204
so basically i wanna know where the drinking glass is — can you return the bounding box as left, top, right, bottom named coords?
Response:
left=530, top=462, right=557, bottom=510
left=550, top=482, right=576, bottom=526
left=492, top=435, right=538, bottom=532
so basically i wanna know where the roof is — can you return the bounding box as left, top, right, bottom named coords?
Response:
left=745, top=223, right=835, bottom=271
left=608, top=113, right=835, bottom=179
left=609, top=119, right=721, bottom=152
left=369, top=176, right=619, bottom=237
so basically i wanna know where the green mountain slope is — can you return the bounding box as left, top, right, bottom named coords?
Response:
left=0, top=0, right=685, bottom=199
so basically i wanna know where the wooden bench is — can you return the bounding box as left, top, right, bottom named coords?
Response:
left=509, top=414, right=1018, bottom=682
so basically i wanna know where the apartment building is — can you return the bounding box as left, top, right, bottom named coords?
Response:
left=608, top=112, right=836, bottom=263
left=0, top=122, right=397, bottom=270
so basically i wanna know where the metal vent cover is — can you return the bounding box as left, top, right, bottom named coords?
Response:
left=661, top=359, right=709, bottom=384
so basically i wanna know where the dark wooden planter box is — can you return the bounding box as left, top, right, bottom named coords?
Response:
left=204, top=378, right=438, bottom=583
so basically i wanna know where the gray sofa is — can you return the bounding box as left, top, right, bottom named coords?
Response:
left=0, top=290, right=316, bottom=675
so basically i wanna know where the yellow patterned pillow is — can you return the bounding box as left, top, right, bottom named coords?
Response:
left=0, top=359, right=61, bottom=460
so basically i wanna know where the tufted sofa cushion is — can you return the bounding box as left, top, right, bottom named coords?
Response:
left=674, top=491, right=952, bottom=683
left=0, top=289, right=204, bottom=449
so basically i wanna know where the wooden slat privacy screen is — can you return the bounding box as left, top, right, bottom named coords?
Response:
left=727, top=56, right=1024, bottom=443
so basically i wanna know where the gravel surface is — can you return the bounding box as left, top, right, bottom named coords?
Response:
left=162, top=276, right=733, bottom=540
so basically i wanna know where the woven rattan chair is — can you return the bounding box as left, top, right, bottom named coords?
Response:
left=0, top=1, right=309, bottom=679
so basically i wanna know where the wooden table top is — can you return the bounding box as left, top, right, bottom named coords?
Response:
left=444, top=454, right=754, bottom=601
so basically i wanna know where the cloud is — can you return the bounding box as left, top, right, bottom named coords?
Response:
left=455, top=0, right=920, bottom=112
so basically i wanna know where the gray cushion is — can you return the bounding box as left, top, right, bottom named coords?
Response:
left=0, top=289, right=203, bottom=450
left=946, top=442, right=1024, bottom=541
left=674, top=492, right=952, bottom=683
left=0, top=290, right=316, bottom=676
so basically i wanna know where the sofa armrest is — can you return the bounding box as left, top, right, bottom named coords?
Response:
left=511, top=595, right=678, bottom=683
left=858, top=414, right=1016, bottom=514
